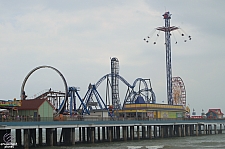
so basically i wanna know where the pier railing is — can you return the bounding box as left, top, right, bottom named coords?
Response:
left=0, top=116, right=225, bottom=122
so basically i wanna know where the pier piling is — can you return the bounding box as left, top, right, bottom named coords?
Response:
left=0, top=120, right=225, bottom=149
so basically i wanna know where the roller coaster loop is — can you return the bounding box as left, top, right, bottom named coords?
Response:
left=20, top=65, right=68, bottom=115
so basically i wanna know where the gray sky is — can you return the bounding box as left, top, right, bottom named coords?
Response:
left=0, top=0, right=225, bottom=115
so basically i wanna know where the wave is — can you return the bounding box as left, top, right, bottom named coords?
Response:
left=145, top=146, right=164, bottom=149
left=127, top=145, right=164, bottom=149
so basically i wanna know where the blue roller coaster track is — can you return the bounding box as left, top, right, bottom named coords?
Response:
left=96, top=73, right=156, bottom=104
left=21, top=66, right=156, bottom=117
left=77, top=73, right=156, bottom=116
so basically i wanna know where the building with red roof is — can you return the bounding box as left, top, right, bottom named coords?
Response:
left=205, top=109, right=224, bottom=119
left=18, top=98, right=55, bottom=120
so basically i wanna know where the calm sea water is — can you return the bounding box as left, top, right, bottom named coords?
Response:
left=34, top=133, right=225, bottom=149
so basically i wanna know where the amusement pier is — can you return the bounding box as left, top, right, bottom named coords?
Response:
left=0, top=12, right=224, bottom=149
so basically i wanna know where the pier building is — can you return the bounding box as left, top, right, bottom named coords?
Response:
left=18, top=98, right=55, bottom=121
left=117, top=103, right=185, bottom=120
left=206, top=109, right=224, bottom=119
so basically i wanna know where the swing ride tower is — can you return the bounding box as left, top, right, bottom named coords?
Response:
left=156, top=12, right=179, bottom=105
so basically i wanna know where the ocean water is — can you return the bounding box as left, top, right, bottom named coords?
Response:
left=34, top=133, right=225, bottom=149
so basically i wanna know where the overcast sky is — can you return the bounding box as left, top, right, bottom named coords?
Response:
left=0, top=1, right=225, bottom=115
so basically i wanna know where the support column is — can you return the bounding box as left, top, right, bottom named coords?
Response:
left=142, top=126, right=146, bottom=139
left=172, top=125, right=175, bottom=137
left=130, top=126, right=134, bottom=140
left=108, top=127, right=112, bottom=142
left=147, top=126, right=151, bottom=139
left=158, top=125, right=161, bottom=137
left=98, top=127, right=100, bottom=141
left=146, top=126, right=149, bottom=138
left=137, top=126, right=140, bottom=140
left=207, top=125, right=211, bottom=134
left=219, top=124, right=223, bottom=134
left=63, top=128, right=72, bottom=145
left=164, top=126, right=168, bottom=138
left=208, top=125, right=212, bottom=135
left=116, top=126, right=120, bottom=140
left=123, top=126, right=127, bottom=141
left=160, top=126, right=164, bottom=138
left=187, top=125, right=190, bottom=136
left=183, top=125, right=186, bottom=137
left=30, top=129, right=36, bottom=147
left=110, top=127, right=113, bottom=141
left=198, top=124, right=202, bottom=135
left=192, top=125, right=195, bottom=136
left=149, top=125, right=152, bottom=139
left=79, top=127, right=82, bottom=142
left=72, top=128, right=75, bottom=145
left=214, top=124, right=217, bottom=134
left=210, top=125, right=212, bottom=134
left=46, top=128, right=53, bottom=146
left=174, top=125, right=177, bottom=137
left=178, top=125, right=181, bottom=137
left=189, top=125, right=192, bottom=136
left=106, top=127, right=109, bottom=141
left=184, top=125, right=187, bottom=136
left=16, top=129, right=22, bottom=147
left=53, top=128, right=57, bottom=146
left=169, top=126, right=173, bottom=137
left=38, top=128, right=42, bottom=146
left=127, top=126, right=129, bottom=140
left=114, top=126, right=117, bottom=140
left=203, top=125, right=206, bottom=135
left=91, top=127, right=95, bottom=143
left=87, top=127, right=91, bottom=142
left=94, top=127, right=96, bottom=142
left=154, top=126, right=157, bottom=138
left=195, top=124, right=198, bottom=136
left=24, top=129, right=29, bottom=149
left=82, top=127, right=85, bottom=142
left=102, top=127, right=105, bottom=141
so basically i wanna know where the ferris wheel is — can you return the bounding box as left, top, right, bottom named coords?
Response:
left=172, top=76, right=186, bottom=106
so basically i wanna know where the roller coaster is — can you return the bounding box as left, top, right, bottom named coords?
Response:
left=19, top=12, right=190, bottom=118
left=78, top=74, right=156, bottom=116
left=20, top=58, right=157, bottom=117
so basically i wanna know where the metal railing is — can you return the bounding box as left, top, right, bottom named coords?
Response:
left=0, top=116, right=53, bottom=122
left=0, top=116, right=225, bottom=123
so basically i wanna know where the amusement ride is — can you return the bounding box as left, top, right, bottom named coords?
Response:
left=19, top=11, right=190, bottom=118
left=144, top=11, right=190, bottom=106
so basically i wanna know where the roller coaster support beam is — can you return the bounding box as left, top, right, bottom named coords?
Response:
left=78, top=84, right=113, bottom=117
left=69, top=87, right=90, bottom=115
